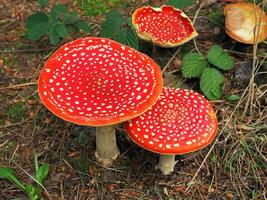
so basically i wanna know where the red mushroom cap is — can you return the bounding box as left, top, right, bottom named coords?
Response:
left=38, top=37, right=163, bottom=126
left=125, top=87, right=218, bottom=155
left=132, top=5, right=198, bottom=47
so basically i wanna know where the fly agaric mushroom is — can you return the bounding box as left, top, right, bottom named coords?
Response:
left=38, top=37, right=163, bottom=166
left=224, top=2, right=267, bottom=44
left=125, top=87, right=218, bottom=174
left=132, top=5, right=198, bottom=47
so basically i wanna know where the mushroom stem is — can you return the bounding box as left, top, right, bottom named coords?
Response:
left=152, top=45, right=158, bottom=60
left=156, top=154, right=176, bottom=175
left=95, top=126, right=119, bottom=166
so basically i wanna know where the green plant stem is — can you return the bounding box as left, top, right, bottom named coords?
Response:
left=34, top=154, right=38, bottom=172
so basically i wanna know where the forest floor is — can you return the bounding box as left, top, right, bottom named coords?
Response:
left=0, top=0, right=266, bottom=200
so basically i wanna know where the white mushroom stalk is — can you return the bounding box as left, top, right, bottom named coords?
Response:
left=156, top=154, right=177, bottom=175
left=38, top=37, right=163, bottom=166
left=95, top=126, right=119, bottom=166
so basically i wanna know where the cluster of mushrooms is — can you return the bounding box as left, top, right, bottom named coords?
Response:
left=38, top=3, right=266, bottom=175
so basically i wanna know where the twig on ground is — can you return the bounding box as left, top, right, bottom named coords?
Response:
left=192, top=3, right=203, bottom=54
left=161, top=48, right=180, bottom=74
left=242, top=1, right=265, bottom=118
left=0, top=82, right=37, bottom=90
left=0, top=140, right=9, bottom=148
left=0, top=49, right=52, bottom=53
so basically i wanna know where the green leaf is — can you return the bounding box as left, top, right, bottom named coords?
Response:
left=38, top=0, right=48, bottom=7
left=55, top=23, right=68, bottom=38
left=50, top=4, right=68, bottom=23
left=181, top=53, right=208, bottom=78
left=25, top=185, right=40, bottom=200
left=114, top=28, right=139, bottom=49
left=211, top=153, right=217, bottom=164
left=227, top=94, right=240, bottom=101
left=0, top=167, right=25, bottom=190
left=48, top=26, right=60, bottom=45
left=200, top=68, right=224, bottom=100
left=26, top=12, right=49, bottom=29
left=66, top=24, right=79, bottom=33
left=127, top=17, right=134, bottom=28
left=63, top=12, right=79, bottom=24
left=207, top=44, right=234, bottom=71
left=35, top=163, right=49, bottom=185
left=208, top=11, right=225, bottom=28
left=73, top=21, right=91, bottom=33
left=0, top=167, right=14, bottom=178
left=100, top=11, right=125, bottom=38
left=166, top=0, right=196, bottom=9
left=27, top=22, right=49, bottom=41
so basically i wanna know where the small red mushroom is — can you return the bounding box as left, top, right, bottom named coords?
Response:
left=125, top=87, right=218, bottom=174
left=38, top=37, right=163, bottom=166
left=132, top=5, right=198, bottom=47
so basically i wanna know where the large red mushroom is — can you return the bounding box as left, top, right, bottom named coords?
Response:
left=125, top=87, right=218, bottom=174
left=132, top=5, right=198, bottom=47
left=38, top=37, right=163, bottom=166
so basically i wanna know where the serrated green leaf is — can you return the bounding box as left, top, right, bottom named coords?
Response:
left=114, top=28, right=139, bottom=49
left=26, top=12, right=48, bottom=29
left=0, top=167, right=25, bottom=190
left=38, top=0, right=48, bottom=7
left=50, top=4, right=68, bottom=23
left=55, top=23, right=68, bottom=38
left=200, top=68, right=224, bottom=100
left=27, top=22, right=49, bottom=41
left=227, top=94, right=240, bottom=101
left=73, top=21, right=91, bottom=33
left=100, top=11, right=125, bottom=38
left=48, top=26, right=60, bottom=45
left=181, top=53, right=208, bottom=78
left=35, top=163, right=49, bottom=185
left=166, top=0, right=196, bottom=9
left=63, top=12, right=79, bottom=24
left=208, top=11, right=225, bottom=28
left=207, top=44, right=234, bottom=71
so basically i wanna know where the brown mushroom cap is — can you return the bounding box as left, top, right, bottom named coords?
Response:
left=38, top=37, right=163, bottom=126
left=132, top=5, right=198, bottom=47
left=125, top=87, right=218, bottom=155
left=224, top=3, right=267, bottom=44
